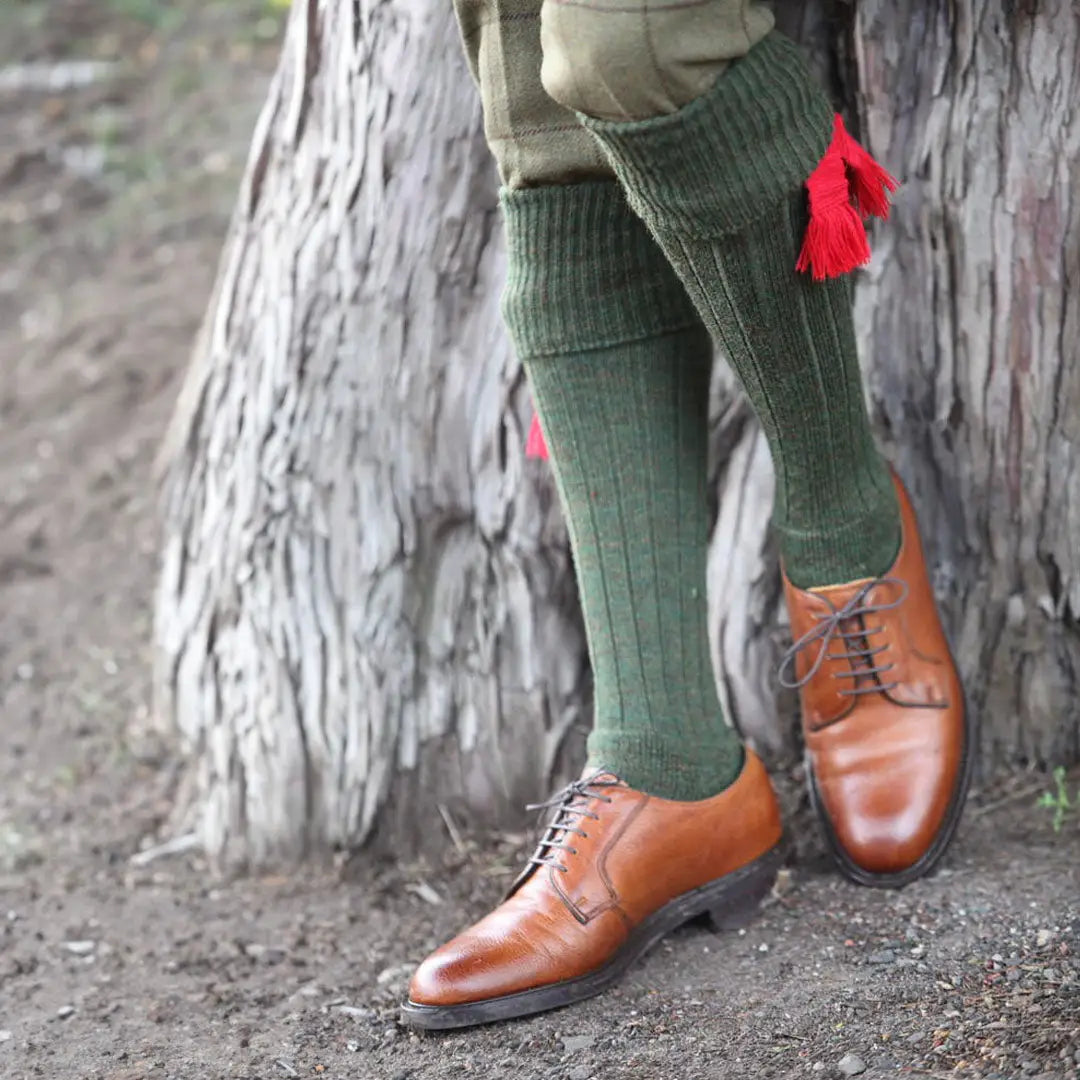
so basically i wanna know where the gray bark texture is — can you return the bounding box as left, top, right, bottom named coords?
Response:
left=155, top=0, right=1080, bottom=867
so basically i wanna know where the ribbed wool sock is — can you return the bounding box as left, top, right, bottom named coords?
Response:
left=502, top=181, right=744, bottom=801
left=581, top=33, right=901, bottom=589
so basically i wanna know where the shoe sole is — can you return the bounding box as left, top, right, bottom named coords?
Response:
left=399, top=843, right=783, bottom=1031
left=808, top=688, right=975, bottom=889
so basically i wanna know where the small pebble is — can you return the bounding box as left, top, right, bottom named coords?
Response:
left=56, top=1006, right=75, bottom=1020
left=346, top=1041, right=359, bottom=1053
left=0, top=1030, right=11, bottom=1043
left=867, top=949, right=895, bottom=964
left=244, top=943, right=286, bottom=965
left=772, top=868, right=794, bottom=897
left=332, top=1005, right=373, bottom=1020
left=62, top=940, right=96, bottom=956
left=837, top=1052, right=867, bottom=1076
left=568, top=1067, right=591, bottom=1080
left=562, top=1034, right=596, bottom=1053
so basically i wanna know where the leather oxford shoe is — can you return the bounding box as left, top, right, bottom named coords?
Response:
left=401, top=750, right=782, bottom=1029
left=780, top=471, right=971, bottom=887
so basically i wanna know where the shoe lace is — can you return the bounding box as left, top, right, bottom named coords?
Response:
left=778, top=576, right=909, bottom=697
left=523, top=771, right=621, bottom=874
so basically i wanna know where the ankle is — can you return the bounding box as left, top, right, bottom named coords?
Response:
left=779, top=509, right=902, bottom=590
left=586, top=729, right=745, bottom=802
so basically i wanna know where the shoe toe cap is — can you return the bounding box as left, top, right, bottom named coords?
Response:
left=407, top=922, right=547, bottom=1008
left=832, top=793, right=950, bottom=876
left=407, top=945, right=465, bottom=1007
left=814, top=730, right=964, bottom=879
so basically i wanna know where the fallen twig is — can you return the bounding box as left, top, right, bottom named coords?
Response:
left=969, top=780, right=1050, bottom=819
left=437, top=803, right=466, bottom=855
left=406, top=881, right=443, bottom=906
left=129, top=832, right=200, bottom=867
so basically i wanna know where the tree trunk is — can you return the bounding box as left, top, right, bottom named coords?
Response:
left=851, top=0, right=1080, bottom=769
left=154, top=0, right=590, bottom=865
left=155, top=0, right=1080, bottom=868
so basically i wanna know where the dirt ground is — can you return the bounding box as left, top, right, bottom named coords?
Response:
left=1, top=4, right=1078, bottom=1079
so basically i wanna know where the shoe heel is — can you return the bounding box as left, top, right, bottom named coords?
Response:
left=704, top=850, right=780, bottom=932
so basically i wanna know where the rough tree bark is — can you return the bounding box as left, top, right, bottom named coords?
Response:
left=851, top=0, right=1080, bottom=769
left=155, top=0, right=1080, bottom=867
left=154, top=0, right=589, bottom=864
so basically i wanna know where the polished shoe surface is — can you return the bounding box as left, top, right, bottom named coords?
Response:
left=780, top=472, right=970, bottom=887
left=401, top=751, right=782, bottom=1029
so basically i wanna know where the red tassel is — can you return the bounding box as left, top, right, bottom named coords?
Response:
left=525, top=413, right=549, bottom=460
left=796, top=116, right=870, bottom=281
left=796, top=114, right=897, bottom=281
left=839, top=118, right=898, bottom=221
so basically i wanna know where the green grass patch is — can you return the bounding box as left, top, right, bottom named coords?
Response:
left=1037, top=766, right=1076, bottom=833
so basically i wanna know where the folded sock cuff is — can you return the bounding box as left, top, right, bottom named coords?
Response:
left=580, top=33, right=834, bottom=239
left=500, top=181, right=702, bottom=359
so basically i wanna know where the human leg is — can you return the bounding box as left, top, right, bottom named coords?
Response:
left=402, top=0, right=785, bottom=1031
left=540, top=14, right=968, bottom=883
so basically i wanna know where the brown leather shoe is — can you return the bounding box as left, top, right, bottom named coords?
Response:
left=401, top=751, right=782, bottom=1029
left=779, top=471, right=971, bottom=888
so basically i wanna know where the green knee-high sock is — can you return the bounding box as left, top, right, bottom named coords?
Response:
left=502, top=181, right=743, bottom=801
left=581, top=33, right=901, bottom=589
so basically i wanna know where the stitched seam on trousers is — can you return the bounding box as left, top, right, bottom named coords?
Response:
left=487, top=124, right=587, bottom=140
left=641, top=0, right=678, bottom=110
left=459, top=11, right=539, bottom=42
left=544, top=0, right=718, bottom=12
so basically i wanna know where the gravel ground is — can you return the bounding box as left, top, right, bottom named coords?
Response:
left=1, top=785, right=1078, bottom=1079
left=1, top=4, right=1078, bottom=1078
